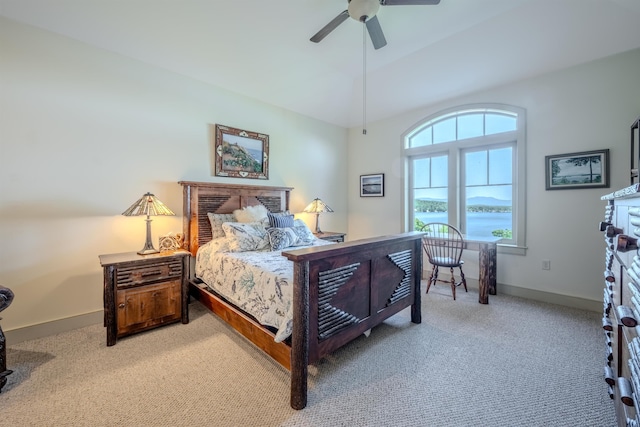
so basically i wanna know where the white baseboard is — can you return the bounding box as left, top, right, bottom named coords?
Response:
left=422, top=270, right=600, bottom=312
left=496, top=283, right=601, bottom=312
left=4, top=279, right=600, bottom=345
left=5, top=310, right=103, bottom=345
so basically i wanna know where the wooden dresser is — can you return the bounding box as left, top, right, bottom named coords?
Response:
left=601, top=184, right=640, bottom=426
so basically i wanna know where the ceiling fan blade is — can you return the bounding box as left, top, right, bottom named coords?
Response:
left=365, top=15, right=387, bottom=50
left=380, top=0, right=440, bottom=5
left=310, top=10, right=350, bottom=43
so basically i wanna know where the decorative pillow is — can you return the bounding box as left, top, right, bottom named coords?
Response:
left=267, top=226, right=316, bottom=251
left=294, top=218, right=315, bottom=234
left=207, top=237, right=231, bottom=253
left=222, top=222, right=269, bottom=252
left=233, top=204, right=269, bottom=224
left=268, top=212, right=294, bottom=228
left=207, top=213, right=236, bottom=240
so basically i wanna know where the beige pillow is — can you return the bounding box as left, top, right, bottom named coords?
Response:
left=233, top=204, right=269, bottom=224
left=207, top=213, right=235, bottom=240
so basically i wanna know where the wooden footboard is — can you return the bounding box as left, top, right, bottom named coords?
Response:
left=283, top=232, right=423, bottom=409
left=179, top=181, right=423, bottom=410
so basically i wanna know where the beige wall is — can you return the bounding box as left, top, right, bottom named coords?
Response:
left=0, top=18, right=348, bottom=333
left=2, top=16, right=639, bottom=337
left=347, top=48, right=640, bottom=305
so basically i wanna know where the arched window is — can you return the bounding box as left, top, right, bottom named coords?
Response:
left=404, top=104, right=526, bottom=253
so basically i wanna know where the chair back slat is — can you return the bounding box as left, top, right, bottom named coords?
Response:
left=420, top=223, right=464, bottom=266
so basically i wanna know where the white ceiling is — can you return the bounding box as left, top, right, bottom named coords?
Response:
left=2, top=0, right=640, bottom=128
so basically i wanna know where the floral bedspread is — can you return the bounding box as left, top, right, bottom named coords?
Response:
left=195, top=238, right=333, bottom=342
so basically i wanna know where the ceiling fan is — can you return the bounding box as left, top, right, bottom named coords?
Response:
left=310, top=0, right=441, bottom=50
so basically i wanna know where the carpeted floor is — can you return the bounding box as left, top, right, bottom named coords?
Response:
left=2, top=282, right=617, bottom=427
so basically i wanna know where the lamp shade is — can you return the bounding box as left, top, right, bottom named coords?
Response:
left=122, top=192, right=175, bottom=217
left=303, top=198, right=333, bottom=234
left=122, top=192, right=175, bottom=255
left=303, top=198, right=334, bottom=214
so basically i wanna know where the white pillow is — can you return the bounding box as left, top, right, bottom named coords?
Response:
left=222, top=222, right=269, bottom=252
left=233, top=204, right=269, bottom=224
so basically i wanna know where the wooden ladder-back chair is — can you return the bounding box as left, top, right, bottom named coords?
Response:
left=420, top=223, right=467, bottom=300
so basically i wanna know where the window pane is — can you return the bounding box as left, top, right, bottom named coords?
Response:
left=413, top=157, right=431, bottom=187
left=486, top=113, right=516, bottom=134
left=458, top=114, right=483, bottom=140
left=414, top=188, right=448, bottom=230
left=433, top=118, right=456, bottom=144
left=405, top=106, right=521, bottom=245
left=431, top=155, right=448, bottom=187
left=465, top=150, right=487, bottom=186
left=489, top=147, right=512, bottom=185
left=413, top=155, right=448, bottom=231
left=465, top=185, right=512, bottom=239
left=409, top=127, right=432, bottom=148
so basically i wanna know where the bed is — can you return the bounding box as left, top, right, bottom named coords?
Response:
left=180, top=181, right=424, bottom=409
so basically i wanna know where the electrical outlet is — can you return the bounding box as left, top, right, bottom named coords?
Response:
left=542, top=259, right=551, bottom=270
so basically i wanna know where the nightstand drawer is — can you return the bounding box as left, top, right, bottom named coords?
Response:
left=115, top=259, right=183, bottom=288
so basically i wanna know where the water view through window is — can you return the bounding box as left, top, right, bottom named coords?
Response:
left=410, top=109, right=516, bottom=241
left=415, top=211, right=511, bottom=238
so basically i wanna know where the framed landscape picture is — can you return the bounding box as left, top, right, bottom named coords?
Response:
left=545, top=149, right=609, bottom=190
left=360, top=173, right=384, bottom=197
left=214, top=124, right=269, bottom=179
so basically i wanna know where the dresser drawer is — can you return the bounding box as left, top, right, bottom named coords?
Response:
left=115, top=259, right=183, bottom=288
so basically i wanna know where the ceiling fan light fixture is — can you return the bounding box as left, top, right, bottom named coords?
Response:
left=348, top=0, right=380, bottom=22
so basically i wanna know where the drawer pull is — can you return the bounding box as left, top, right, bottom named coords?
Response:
left=603, top=317, right=613, bottom=331
left=604, top=270, right=615, bottom=282
left=618, top=235, right=639, bottom=253
left=604, top=366, right=615, bottom=386
left=617, top=305, right=638, bottom=327
left=131, top=265, right=171, bottom=282
left=118, top=303, right=125, bottom=309
left=618, top=377, right=635, bottom=407
left=606, top=225, right=625, bottom=238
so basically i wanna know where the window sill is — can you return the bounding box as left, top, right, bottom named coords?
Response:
left=497, top=244, right=527, bottom=256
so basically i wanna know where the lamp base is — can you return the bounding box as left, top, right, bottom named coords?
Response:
left=137, top=247, right=159, bottom=255
left=138, top=216, right=159, bottom=255
left=314, top=213, right=322, bottom=234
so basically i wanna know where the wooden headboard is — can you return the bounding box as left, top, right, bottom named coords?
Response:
left=179, top=181, right=293, bottom=256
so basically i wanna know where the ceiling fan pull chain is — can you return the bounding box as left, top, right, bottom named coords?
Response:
left=363, top=21, right=367, bottom=135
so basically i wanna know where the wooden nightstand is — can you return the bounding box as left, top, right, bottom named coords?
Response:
left=314, top=231, right=346, bottom=243
left=99, top=250, right=190, bottom=346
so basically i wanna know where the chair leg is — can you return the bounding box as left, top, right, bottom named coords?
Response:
left=426, top=265, right=438, bottom=294
left=449, top=267, right=456, bottom=300
left=459, top=267, right=467, bottom=293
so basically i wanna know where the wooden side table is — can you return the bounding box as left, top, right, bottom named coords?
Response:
left=315, top=231, right=346, bottom=243
left=99, top=250, right=190, bottom=346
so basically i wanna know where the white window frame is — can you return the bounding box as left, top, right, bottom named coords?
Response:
left=403, top=103, right=527, bottom=255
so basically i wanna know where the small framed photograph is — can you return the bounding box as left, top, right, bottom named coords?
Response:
left=545, top=149, right=609, bottom=190
left=360, top=173, right=384, bottom=197
left=214, top=124, right=269, bottom=179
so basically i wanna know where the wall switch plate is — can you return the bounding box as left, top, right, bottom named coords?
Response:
left=542, top=259, right=551, bottom=270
